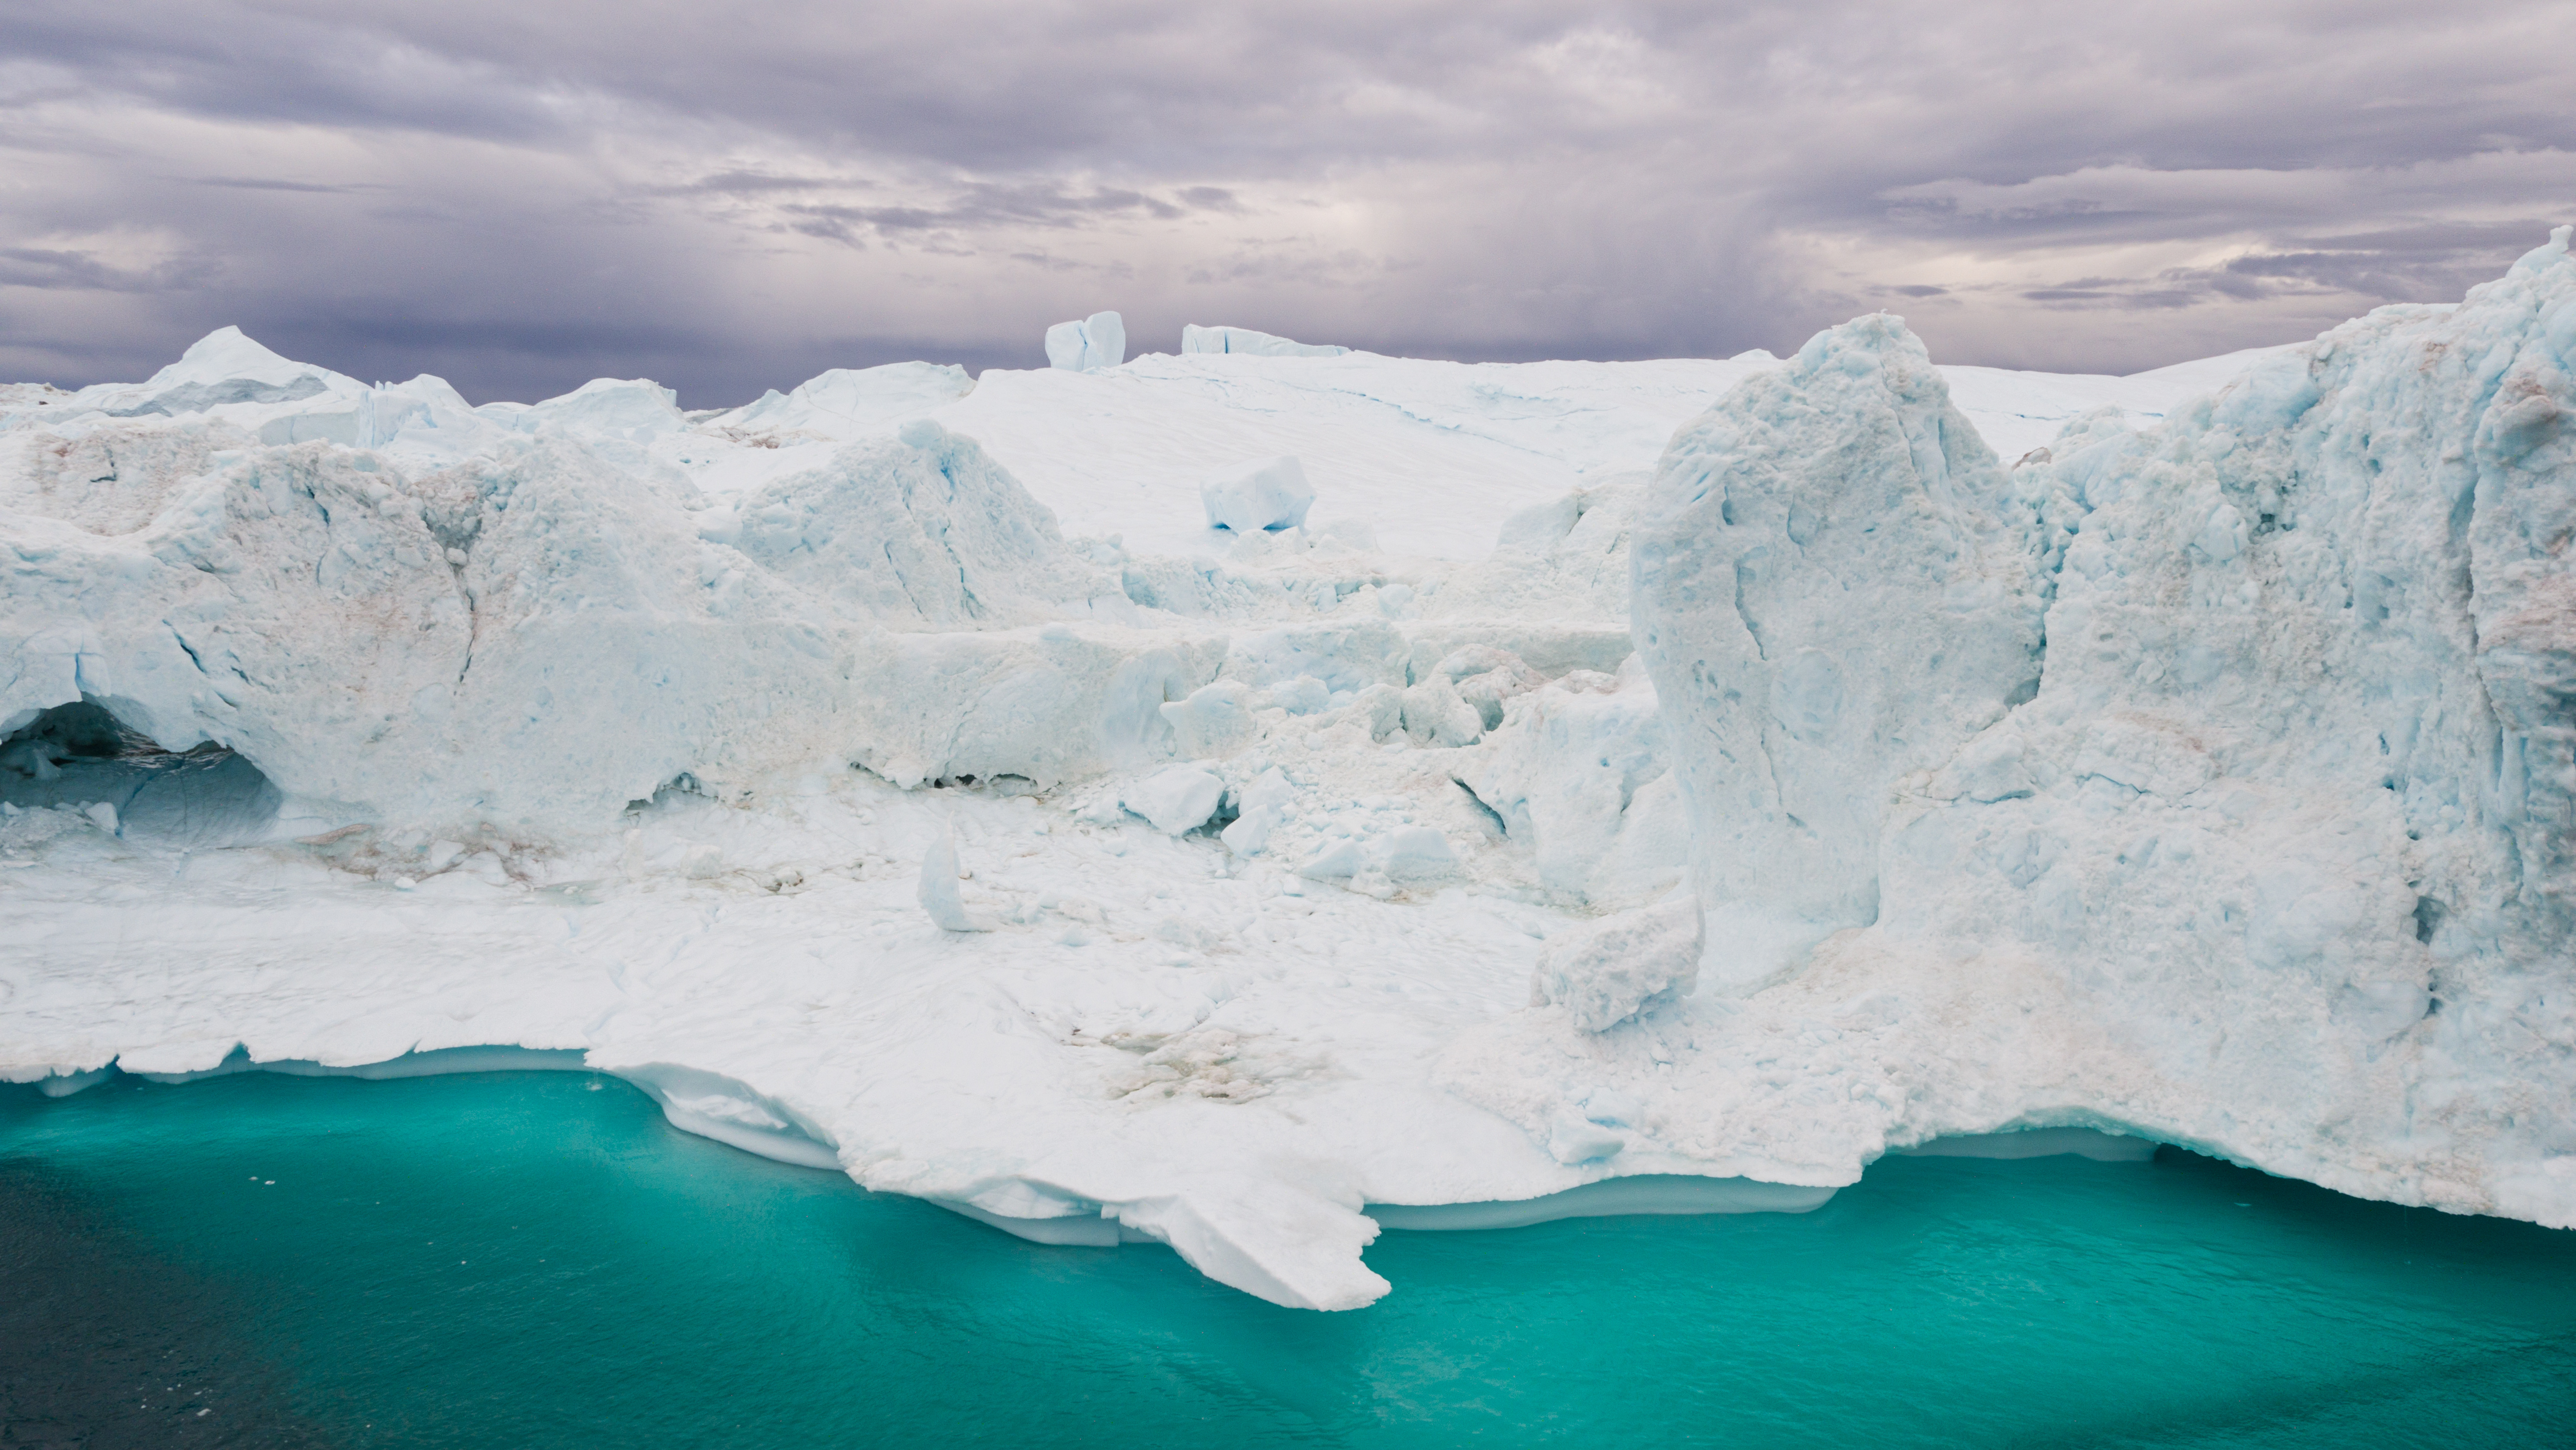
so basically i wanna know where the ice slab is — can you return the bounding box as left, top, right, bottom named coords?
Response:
left=1368, top=1174, right=1835, bottom=1230
left=1181, top=324, right=1350, bottom=358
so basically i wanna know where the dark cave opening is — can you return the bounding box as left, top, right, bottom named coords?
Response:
left=0, top=700, right=282, bottom=847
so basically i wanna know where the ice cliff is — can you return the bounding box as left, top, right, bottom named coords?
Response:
left=1486, top=222, right=2576, bottom=1225
left=2, top=236, right=2569, bottom=1310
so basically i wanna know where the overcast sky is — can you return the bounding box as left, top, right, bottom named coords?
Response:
left=5, top=0, right=2573, bottom=404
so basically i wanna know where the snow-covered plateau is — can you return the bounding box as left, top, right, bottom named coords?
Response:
left=5, top=232, right=2572, bottom=1310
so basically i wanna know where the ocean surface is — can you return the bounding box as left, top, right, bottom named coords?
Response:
left=3, top=1068, right=2571, bottom=1448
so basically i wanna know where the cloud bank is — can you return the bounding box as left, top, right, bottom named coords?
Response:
left=3, top=0, right=2571, bottom=402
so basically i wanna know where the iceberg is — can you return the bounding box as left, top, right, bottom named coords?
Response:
left=1044, top=311, right=1127, bottom=372
left=3, top=231, right=2571, bottom=1312
left=1181, top=324, right=1350, bottom=358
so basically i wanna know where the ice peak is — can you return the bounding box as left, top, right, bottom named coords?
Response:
left=145, top=325, right=357, bottom=393
left=2510, top=223, right=2572, bottom=276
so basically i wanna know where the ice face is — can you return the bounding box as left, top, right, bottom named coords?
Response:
left=4, top=237, right=2572, bottom=1315
left=1120, top=766, right=1226, bottom=835
left=1633, top=313, right=2044, bottom=987
left=1045, top=312, right=1127, bottom=372
left=1587, top=234, right=2576, bottom=1230
left=1181, top=324, right=1351, bottom=358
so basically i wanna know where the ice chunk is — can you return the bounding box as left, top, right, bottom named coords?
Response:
left=1200, top=455, right=1316, bottom=533
left=917, top=826, right=993, bottom=932
left=1547, top=1111, right=1624, bottom=1164
left=1044, top=311, right=1127, bottom=372
left=1159, top=680, right=1258, bottom=759
left=1123, top=766, right=1225, bottom=835
left=1399, top=676, right=1482, bottom=747
left=1180, top=324, right=1350, bottom=358
left=1258, top=676, right=1332, bottom=716
left=1222, top=767, right=1294, bottom=856
left=1298, top=838, right=1365, bottom=881
left=1434, top=645, right=1544, bottom=731
left=1457, top=659, right=1687, bottom=907
left=1528, top=896, right=1701, bottom=1033
left=1348, top=684, right=1405, bottom=743
left=1373, top=824, right=1457, bottom=880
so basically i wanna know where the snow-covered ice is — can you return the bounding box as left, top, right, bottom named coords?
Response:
left=1182, top=324, right=1351, bottom=359
left=4, top=232, right=2572, bottom=1311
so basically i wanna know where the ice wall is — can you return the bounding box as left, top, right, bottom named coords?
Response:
left=1633, top=316, right=2044, bottom=987
left=1621, top=227, right=2576, bottom=1222
left=1181, top=324, right=1350, bottom=358
left=0, top=409, right=1202, bottom=832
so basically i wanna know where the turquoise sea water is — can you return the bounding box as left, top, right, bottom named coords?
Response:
left=3, top=1069, right=2572, bottom=1448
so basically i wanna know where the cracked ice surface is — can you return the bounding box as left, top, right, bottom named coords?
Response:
left=3, top=239, right=2571, bottom=1309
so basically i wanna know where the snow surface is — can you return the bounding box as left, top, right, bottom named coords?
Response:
left=3, top=237, right=2571, bottom=1311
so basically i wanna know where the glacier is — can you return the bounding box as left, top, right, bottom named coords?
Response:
left=2, top=234, right=2570, bottom=1310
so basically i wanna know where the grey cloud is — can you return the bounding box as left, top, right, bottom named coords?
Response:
left=662, top=170, right=868, bottom=196
left=0, top=246, right=214, bottom=294
left=3, top=0, right=2573, bottom=396
left=772, top=184, right=1189, bottom=246
left=189, top=176, right=385, bottom=194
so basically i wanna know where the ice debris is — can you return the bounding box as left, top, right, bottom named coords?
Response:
left=917, top=825, right=993, bottom=931
left=1122, top=766, right=1225, bottom=835
left=1528, top=895, right=1701, bottom=1033
left=1199, top=455, right=1316, bottom=533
